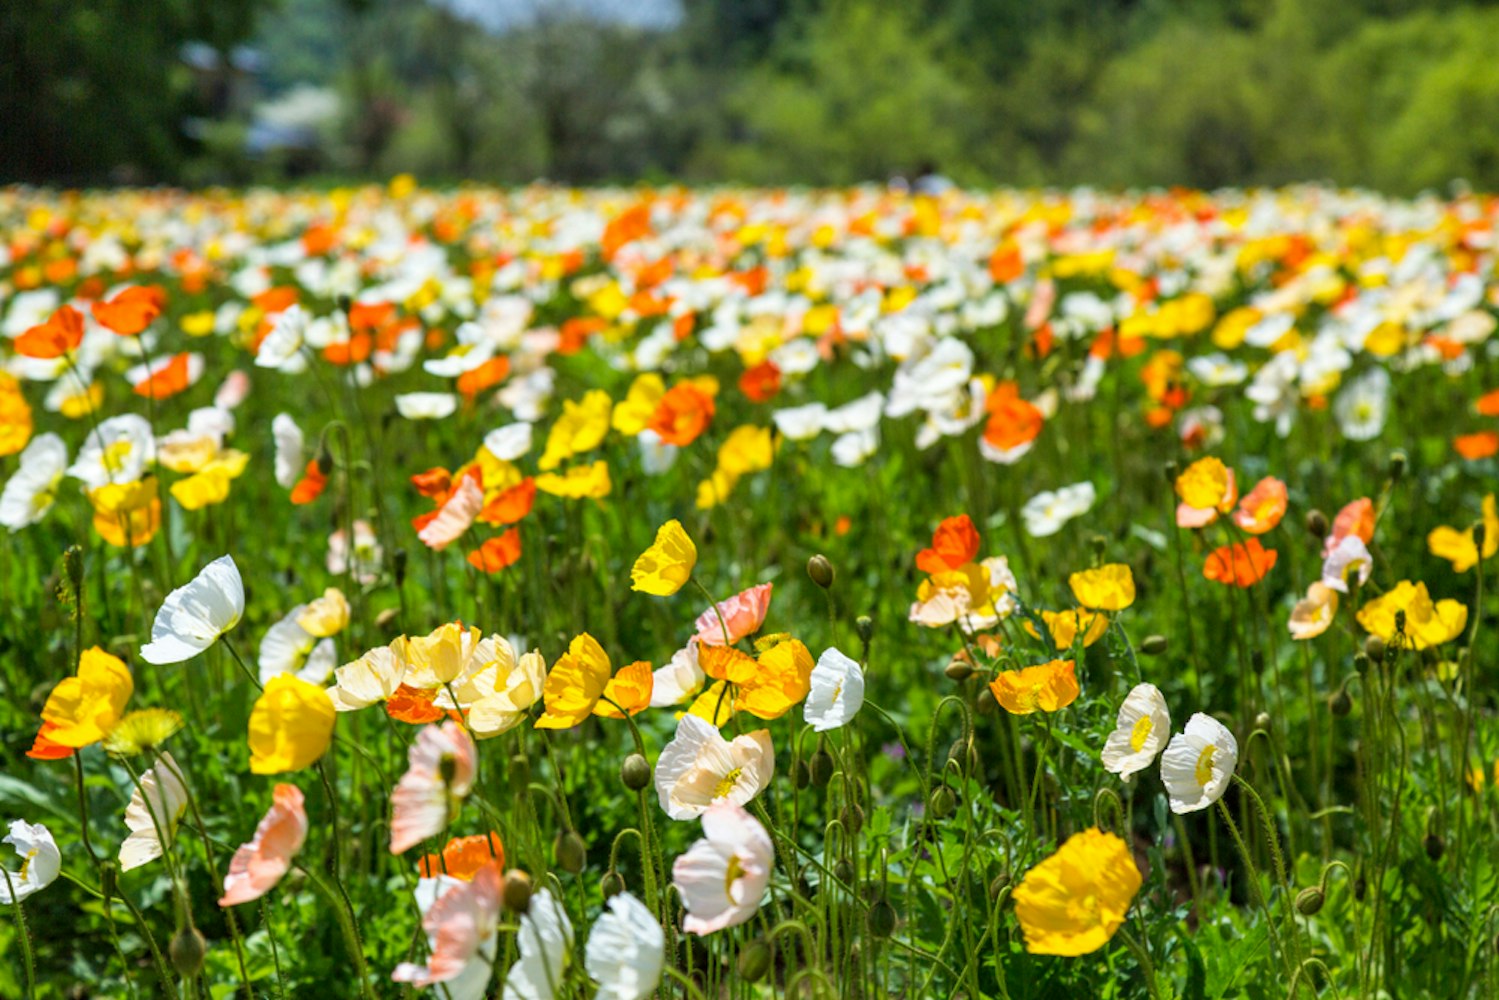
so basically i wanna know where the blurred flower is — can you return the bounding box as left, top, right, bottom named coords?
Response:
left=328, top=519, right=382, bottom=584
left=989, top=659, right=1080, bottom=714
left=258, top=606, right=336, bottom=685
left=585, top=891, right=664, bottom=1000
left=392, top=861, right=503, bottom=998
left=1324, top=497, right=1374, bottom=556
left=92, top=285, right=165, bottom=336
left=0, top=433, right=68, bottom=532
left=271, top=414, right=304, bottom=490
left=1357, top=581, right=1467, bottom=650
left=1203, top=539, right=1278, bottom=587
left=0, top=821, right=59, bottom=903
left=1427, top=495, right=1498, bottom=573
left=71, top=415, right=155, bottom=489
left=102, top=708, right=184, bottom=756
left=1021, top=482, right=1096, bottom=537
left=672, top=802, right=773, bottom=935
left=535, top=461, right=612, bottom=499
left=916, top=514, right=981, bottom=574
left=36, top=646, right=132, bottom=749
left=655, top=714, right=774, bottom=821
left=390, top=721, right=477, bottom=854
left=804, top=647, right=865, bottom=732
left=1024, top=608, right=1109, bottom=650
left=1069, top=563, right=1135, bottom=611
left=1175, top=457, right=1237, bottom=529
left=418, top=473, right=484, bottom=551
left=1102, top=683, right=1170, bottom=779
left=1161, top=713, right=1238, bottom=813
left=1233, top=477, right=1288, bottom=535
left=1321, top=535, right=1372, bottom=593
left=630, top=520, right=697, bottom=596
left=416, top=833, right=505, bottom=881
left=503, top=887, right=574, bottom=1000
left=1333, top=368, right=1389, bottom=441
left=140, top=555, right=244, bottom=664
left=1012, top=828, right=1140, bottom=956
left=1288, top=582, right=1338, bottom=640
left=219, top=784, right=308, bottom=907
left=298, top=588, right=350, bottom=638
left=540, top=389, right=612, bottom=469
left=119, top=751, right=189, bottom=870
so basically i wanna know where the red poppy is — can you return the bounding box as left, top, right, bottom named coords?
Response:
left=133, top=352, right=196, bottom=400
left=982, top=382, right=1044, bottom=453
left=478, top=478, right=535, bottom=526
left=15, top=305, right=84, bottom=359
left=738, top=361, right=782, bottom=403
left=26, top=721, right=74, bottom=761
left=1203, top=538, right=1278, bottom=587
left=290, top=460, right=328, bottom=505
left=467, top=529, right=522, bottom=573
left=1454, top=431, right=1499, bottom=461
left=92, top=285, right=166, bottom=336
left=648, top=384, right=716, bottom=446
left=916, top=514, right=981, bottom=574
left=385, top=684, right=446, bottom=724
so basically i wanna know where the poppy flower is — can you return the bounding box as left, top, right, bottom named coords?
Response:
left=672, top=803, right=773, bottom=935
left=0, top=821, right=60, bottom=903
left=989, top=659, right=1080, bottom=714
left=417, top=833, right=505, bottom=881
left=1324, top=497, right=1374, bottom=556
left=1454, top=432, right=1499, bottom=461
left=1012, top=828, right=1141, bottom=956
left=504, top=887, right=574, bottom=1000
left=1161, top=713, right=1238, bottom=814
left=119, top=752, right=189, bottom=871
left=630, top=520, right=697, bottom=596
left=535, top=461, right=612, bottom=499
left=1357, top=581, right=1467, bottom=650
left=14, top=305, right=84, bottom=359
left=247, top=675, right=336, bottom=774
left=1288, top=583, right=1338, bottom=640
left=540, top=390, right=613, bottom=469
left=1233, top=476, right=1288, bottom=534
left=129, top=352, right=202, bottom=400
left=391, top=861, right=504, bottom=995
left=1175, top=457, right=1238, bottom=528
left=648, top=383, right=716, bottom=446
left=0, top=432, right=67, bottom=531
left=389, top=721, right=477, bottom=854
left=595, top=661, right=654, bottom=719
left=585, top=891, right=665, bottom=1000
left=738, top=361, right=782, bottom=403
left=1023, top=608, right=1110, bottom=650
left=733, top=638, right=814, bottom=720
left=1427, top=495, right=1498, bottom=572
left=535, top=633, right=612, bottom=729
left=140, top=555, right=244, bottom=664
left=916, top=514, right=981, bottom=574
left=650, top=641, right=705, bottom=708
left=467, top=530, right=523, bottom=573
left=92, top=285, right=165, bottom=336
left=694, top=582, right=773, bottom=647
left=1203, top=539, right=1278, bottom=587
left=1101, top=683, right=1170, bottom=778
left=804, top=647, right=865, bottom=732
left=478, top=478, right=536, bottom=525
left=981, top=381, right=1043, bottom=462
left=218, top=784, right=308, bottom=907
left=36, top=647, right=132, bottom=749
left=1321, top=535, right=1372, bottom=592
left=1069, top=563, right=1136, bottom=611
left=418, top=474, right=484, bottom=551
left=655, top=714, right=775, bottom=821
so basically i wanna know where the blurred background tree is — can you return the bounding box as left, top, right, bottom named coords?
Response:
left=4, top=0, right=1499, bottom=190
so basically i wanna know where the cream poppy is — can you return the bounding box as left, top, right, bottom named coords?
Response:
left=258, top=605, right=336, bottom=685
left=119, top=751, right=189, bottom=871
left=672, top=802, right=773, bottom=935
left=654, top=714, right=775, bottom=821
left=140, top=555, right=245, bottom=664
left=0, top=821, right=60, bottom=903
left=271, top=413, right=304, bottom=489
left=218, top=784, right=308, bottom=906
left=1161, top=713, right=1238, bottom=814
left=1288, top=582, right=1338, bottom=640
left=803, top=647, right=865, bottom=732
left=1101, top=683, right=1170, bottom=779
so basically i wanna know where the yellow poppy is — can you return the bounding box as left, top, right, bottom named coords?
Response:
left=40, top=647, right=133, bottom=748
left=247, top=674, right=336, bottom=774
left=735, top=638, right=814, bottom=720
left=1356, top=581, right=1467, bottom=650
left=89, top=477, right=162, bottom=548
left=1068, top=563, right=1136, bottom=612
left=611, top=373, right=665, bottom=436
left=1427, top=495, right=1498, bottom=573
left=1024, top=609, right=1110, bottom=650
left=535, top=461, right=612, bottom=499
left=539, top=390, right=612, bottom=470
left=297, top=588, right=351, bottom=638
left=536, top=633, right=612, bottom=729
left=989, top=659, right=1080, bottom=714
left=1013, top=828, right=1142, bottom=956
left=594, top=661, right=654, bottom=718
left=630, top=520, right=697, bottom=596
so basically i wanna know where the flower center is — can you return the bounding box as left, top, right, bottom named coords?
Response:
left=724, top=854, right=745, bottom=896
left=1129, top=715, right=1153, bottom=753
left=102, top=439, right=133, bottom=472
left=714, top=767, right=744, bottom=799
left=1194, top=745, right=1218, bottom=787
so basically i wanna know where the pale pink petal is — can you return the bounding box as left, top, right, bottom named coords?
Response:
left=389, top=722, right=476, bottom=854
left=694, top=583, right=773, bottom=647
left=219, top=784, right=308, bottom=906
left=1175, top=502, right=1217, bottom=529
left=418, top=477, right=485, bottom=551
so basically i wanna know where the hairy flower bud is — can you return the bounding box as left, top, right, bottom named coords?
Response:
left=944, top=656, right=974, bottom=682
left=503, top=870, right=533, bottom=913
left=1140, top=635, right=1168, bottom=656
left=810, top=749, right=835, bottom=787
left=807, top=554, right=835, bottom=589
left=1295, top=887, right=1325, bottom=916
left=929, top=786, right=956, bottom=820
left=737, top=939, right=773, bottom=982
left=555, top=830, right=587, bottom=874
left=867, top=898, right=897, bottom=938
left=620, top=753, right=651, bottom=791
left=600, top=870, right=625, bottom=899
left=170, top=927, right=207, bottom=978
left=1389, top=450, right=1407, bottom=482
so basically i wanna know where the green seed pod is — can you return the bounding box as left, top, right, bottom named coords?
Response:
left=1140, top=635, right=1168, bottom=656
left=1295, top=887, right=1325, bottom=916
left=600, top=870, right=625, bottom=899
left=867, top=898, right=897, bottom=938
left=555, top=830, right=587, bottom=874
left=620, top=753, right=651, bottom=791
left=315, top=443, right=334, bottom=476
left=809, top=749, right=834, bottom=787
left=929, top=786, right=956, bottom=820
left=1389, top=450, right=1407, bottom=482
left=169, top=927, right=207, bottom=978
left=503, top=870, right=534, bottom=913
left=1473, top=522, right=1487, bottom=550
left=737, top=938, right=773, bottom=982
left=856, top=615, right=874, bottom=645
left=1394, top=609, right=1407, bottom=635
left=1305, top=509, right=1329, bottom=540
left=807, top=554, right=835, bottom=589
left=1353, top=874, right=1367, bottom=902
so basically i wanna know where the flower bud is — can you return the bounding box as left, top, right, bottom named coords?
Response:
left=1394, top=609, right=1407, bottom=635
left=989, top=871, right=1011, bottom=900
left=929, top=786, right=956, bottom=820
left=834, top=859, right=854, bottom=884
left=503, top=870, right=534, bottom=913
left=509, top=753, right=531, bottom=794
left=807, top=554, right=835, bottom=589
left=1389, top=450, right=1407, bottom=482
left=1353, top=874, right=1366, bottom=901
left=841, top=803, right=865, bottom=835
left=1140, top=635, right=1168, bottom=656
left=1305, top=509, right=1328, bottom=540
left=1295, top=887, right=1325, bottom=916
left=1253, top=712, right=1272, bottom=733
left=170, top=927, right=207, bottom=978
left=555, top=830, right=587, bottom=874
left=620, top=753, right=651, bottom=791
left=1329, top=688, right=1352, bottom=717
left=737, top=939, right=773, bottom=982
left=867, top=898, right=896, bottom=938
left=792, top=759, right=810, bottom=790
left=1363, top=635, right=1386, bottom=662
left=809, top=749, right=834, bottom=787
left=1473, top=522, right=1487, bottom=550
left=315, top=444, right=334, bottom=477
left=1163, top=459, right=1179, bottom=482
left=600, top=870, right=625, bottom=899
left=944, top=656, right=974, bottom=682
left=1424, top=833, right=1446, bottom=861
left=856, top=615, right=874, bottom=645
left=393, top=548, right=408, bottom=588
left=976, top=687, right=998, bottom=715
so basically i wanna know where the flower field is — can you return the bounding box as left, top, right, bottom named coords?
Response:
left=1, top=181, right=1497, bottom=998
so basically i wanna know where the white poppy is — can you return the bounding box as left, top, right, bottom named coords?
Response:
left=804, top=647, right=865, bottom=732
left=0, top=433, right=68, bottom=531
left=140, top=555, right=245, bottom=664
left=771, top=402, right=828, bottom=441
left=328, top=519, right=382, bottom=584
left=1160, top=713, right=1238, bottom=814
left=272, top=414, right=304, bottom=489
left=1321, top=535, right=1372, bottom=594
left=503, top=887, right=575, bottom=1000
left=672, top=802, right=773, bottom=935
left=1333, top=368, right=1390, bottom=441
left=119, top=752, right=189, bottom=871
left=1101, top=683, right=1171, bottom=779
left=636, top=429, right=678, bottom=475
left=831, top=428, right=879, bottom=468
left=255, top=304, right=308, bottom=369
left=654, top=714, right=775, bottom=820
left=0, top=820, right=60, bottom=903
left=395, top=392, right=459, bottom=420
left=650, top=641, right=704, bottom=708
left=584, top=892, right=664, bottom=1000
left=823, top=391, right=885, bottom=434
left=483, top=422, right=533, bottom=461
left=68, top=413, right=154, bottom=489
left=1021, top=482, right=1097, bottom=538
left=258, top=605, right=336, bottom=685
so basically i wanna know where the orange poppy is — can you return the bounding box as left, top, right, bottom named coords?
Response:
left=15, top=305, right=84, bottom=359
left=478, top=478, right=535, bottom=526
left=1233, top=477, right=1288, bottom=535
left=26, top=720, right=75, bottom=761
left=983, top=382, right=1044, bottom=452
left=916, top=514, right=981, bottom=574
left=323, top=333, right=372, bottom=367
left=92, top=285, right=166, bottom=336
left=648, top=383, right=715, bottom=446
left=739, top=361, right=782, bottom=403
left=1476, top=389, right=1499, bottom=417
left=133, top=352, right=196, bottom=400
left=290, top=460, right=328, bottom=505
left=467, top=529, right=522, bottom=573
left=385, top=684, right=447, bottom=725
left=417, top=833, right=505, bottom=880
left=456, top=356, right=510, bottom=398
left=559, top=316, right=607, bottom=355
left=1203, top=538, right=1278, bottom=587
left=1454, top=431, right=1499, bottom=461
left=699, top=644, right=760, bottom=686
left=411, top=467, right=453, bottom=499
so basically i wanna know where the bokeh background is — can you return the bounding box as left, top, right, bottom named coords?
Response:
left=5, top=0, right=1499, bottom=191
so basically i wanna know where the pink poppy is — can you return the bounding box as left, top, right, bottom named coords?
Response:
left=1321, top=535, right=1372, bottom=593
left=218, top=784, right=308, bottom=907
left=672, top=802, right=773, bottom=935
left=391, top=861, right=503, bottom=993
left=389, top=722, right=476, bottom=854
left=417, top=475, right=485, bottom=552
left=694, top=583, right=773, bottom=647
left=214, top=370, right=251, bottom=409
left=1233, top=477, right=1288, bottom=535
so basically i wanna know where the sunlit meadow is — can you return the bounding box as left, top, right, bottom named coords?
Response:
left=1, top=181, right=1497, bottom=998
